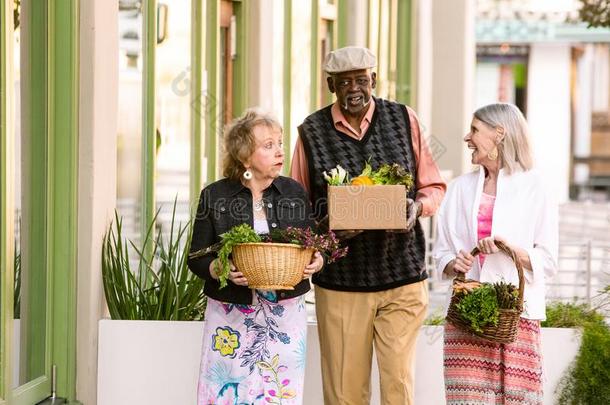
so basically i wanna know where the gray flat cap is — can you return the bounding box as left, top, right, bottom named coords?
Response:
left=323, top=46, right=376, bottom=73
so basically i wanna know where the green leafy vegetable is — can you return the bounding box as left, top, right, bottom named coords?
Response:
left=369, top=163, right=414, bottom=189
left=455, top=284, right=500, bottom=333
left=215, top=224, right=262, bottom=288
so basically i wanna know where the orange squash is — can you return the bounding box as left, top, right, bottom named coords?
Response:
left=351, top=176, right=374, bottom=186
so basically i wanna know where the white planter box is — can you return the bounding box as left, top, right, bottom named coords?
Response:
left=97, top=321, right=579, bottom=405
left=13, top=319, right=20, bottom=388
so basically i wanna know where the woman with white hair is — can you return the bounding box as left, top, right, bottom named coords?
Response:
left=433, top=103, right=558, bottom=404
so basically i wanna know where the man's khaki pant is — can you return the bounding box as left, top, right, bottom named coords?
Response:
left=315, top=280, right=428, bottom=405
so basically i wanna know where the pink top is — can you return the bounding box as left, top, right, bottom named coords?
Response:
left=477, top=192, right=496, bottom=267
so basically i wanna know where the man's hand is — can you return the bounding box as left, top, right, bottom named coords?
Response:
left=389, top=198, right=422, bottom=233
left=406, top=198, right=422, bottom=232
left=334, top=230, right=364, bottom=240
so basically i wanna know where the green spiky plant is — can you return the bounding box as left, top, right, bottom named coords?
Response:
left=13, top=0, right=20, bottom=29
left=14, top=244, right=21, bottom=319
left=102, top=201, right=206, bottom=320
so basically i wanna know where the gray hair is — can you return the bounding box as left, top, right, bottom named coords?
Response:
left=473, top=103, right=533, bottom=174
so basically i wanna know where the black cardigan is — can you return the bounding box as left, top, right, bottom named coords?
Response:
left=187, top=176, right=315, bottom=304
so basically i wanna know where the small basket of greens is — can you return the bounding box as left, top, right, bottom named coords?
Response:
left=190, top=224, right=348, bottom=290
left=446, top=240, right=524, bottom=344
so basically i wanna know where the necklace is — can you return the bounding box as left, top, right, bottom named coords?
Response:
left=253, top=198, right=265, bottom=212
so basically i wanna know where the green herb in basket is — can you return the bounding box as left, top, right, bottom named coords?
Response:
left=214, top=224, right=348, bottom=289
left=216, top=224, right=262, bottom=288
left=455, top=284, right=500, bottom=333
left=495, top=280, right=520, bottom=310
left=454, top=280, right=520, bottom=334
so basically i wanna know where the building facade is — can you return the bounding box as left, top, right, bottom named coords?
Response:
left=0, top=1, right=432, bottom=403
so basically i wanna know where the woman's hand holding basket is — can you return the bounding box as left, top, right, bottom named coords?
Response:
left=303, top=251, right=324, bottom=279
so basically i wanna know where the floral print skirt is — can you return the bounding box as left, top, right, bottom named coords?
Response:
left=197, top=291, right=307, bottom=405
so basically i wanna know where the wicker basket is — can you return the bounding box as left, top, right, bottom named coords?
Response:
left=232, top=243, right=315, bottom=290
left=445, top=241, right=525, bottom=344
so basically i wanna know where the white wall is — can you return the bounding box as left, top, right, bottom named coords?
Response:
left=344, top=0, right=368, bottom=48
left=431, top=0, right=476, bottom=178
left=77, top=1, right=119, bottom=403
left=289, top=0, right=313, bottom=154
left=527, top=43, right=572, bottom=203
left=592, top=44, right=610, bottom=113
left=415, top=0, right=433, bottom=129
left=475, top=63, right=501, bottom=109
left=97, top=321, right=580, bottom=405
left=573, top=45, right=594, bottom=184
left=246, top=0, right=284, bottom=120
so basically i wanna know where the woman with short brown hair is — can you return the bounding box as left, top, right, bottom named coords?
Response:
left=188, top=109, right=323, bottom=404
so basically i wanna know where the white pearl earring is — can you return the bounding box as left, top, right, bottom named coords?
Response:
left=243, top=169, right=253, bottom=180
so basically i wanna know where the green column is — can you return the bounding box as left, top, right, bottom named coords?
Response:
left=283, top=0, right=293, bottom=170
left=2, top=0, right=81, bottom=402
left=396, top=0, right=412, bottom=105
left=233, top=0, right=249, bottom=119
left=141, top=0, right=157, bottom=258
left=48, top=0, right=79, bottom=399
left=12, top=0, right=52, bottom=402
left=0, top=0, right=16, bottom=399
left=190, top=0, right=204, bottom=206
left=205, top=0, right=219, bottom=183
left=310, top=1, right=319, bottom=112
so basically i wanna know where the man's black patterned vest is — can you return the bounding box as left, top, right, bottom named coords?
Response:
left=298, top=97, right=428, bottom=292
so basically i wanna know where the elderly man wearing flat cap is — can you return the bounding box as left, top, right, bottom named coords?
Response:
left=291, top=46, right=446, bottom=404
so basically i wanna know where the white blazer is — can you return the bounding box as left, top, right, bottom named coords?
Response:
left=433, top=166, right=558, bottom=320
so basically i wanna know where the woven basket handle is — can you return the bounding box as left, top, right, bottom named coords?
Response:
left=454, top=240, right=525, bottom=309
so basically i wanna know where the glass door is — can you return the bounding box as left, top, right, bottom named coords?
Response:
left=1, top=0, right=52, bottom=403
left=2, top=0, right=79, bottom=402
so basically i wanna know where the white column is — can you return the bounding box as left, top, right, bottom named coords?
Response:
left=289, top=0, right=313, bottom=152
left=344, top=0, right=368, bottom=47
left=77, top=1, right=118, bottom=403
left=415, top=0, right=433, bottom=127
left=573, top=45, right=594, bottom=185
left=246, top=0, right=283, bottom=120
left=430, top=0, right=476, bottom=178
left=527, top=43, right=572, bottom=203
left=592, top=44, right=609, bottom=113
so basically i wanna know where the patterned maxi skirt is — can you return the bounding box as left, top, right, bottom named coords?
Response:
left=444, top=318, right=544, bottom=405
left=197, top=291, right=307, bottom=405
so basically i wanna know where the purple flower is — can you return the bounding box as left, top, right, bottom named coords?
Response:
left=266, top=227, right=348, bottom=263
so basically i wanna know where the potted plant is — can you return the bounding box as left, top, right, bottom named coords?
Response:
left=98, top=201, right=207, bottom=405
left=101, top=202, right=205, bottom=321
left=542, top=286, right=610, bottom=404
